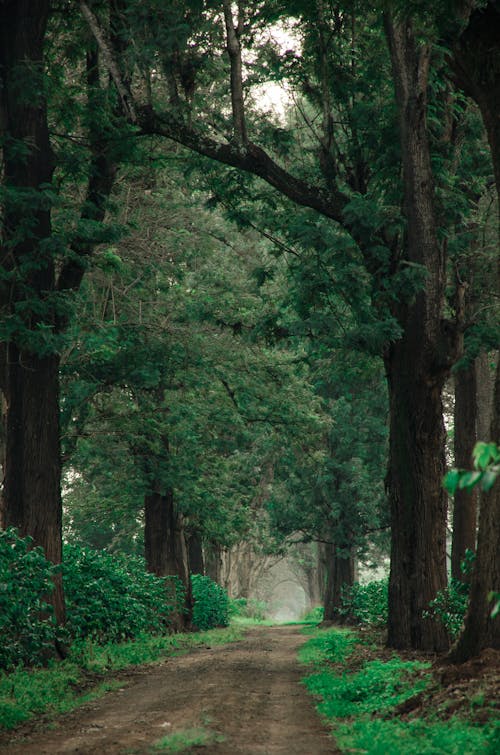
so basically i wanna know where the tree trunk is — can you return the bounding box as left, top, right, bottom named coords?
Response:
left=384, top=16, right=453, bottom=651
left=205, top=542, right=223, bottom=584
left=323, top=543, right=356, bottom=622
left=449, top=359, right=500, bottom=661
left=144, top=486, right=193, bottom=629
left=0, top=0, right=66, bottom=624
left=452, top=363, right=478, bottom=582
left=187, top=530, right=205, bottom=575
left=447, top=4, right=500, bottom=660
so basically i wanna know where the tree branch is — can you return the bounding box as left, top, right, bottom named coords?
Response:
left=222, top=0, right=247, bottom=145
left=79, top=0, right=138, bottom=123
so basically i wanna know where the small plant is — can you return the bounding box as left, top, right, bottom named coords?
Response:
left=153, top=726, right=224, bottom=751
left=424, top=579, right=469, bottom=640
left=301, top=605, right=324, bottom=624
left=191, top=574, right=230, bottom=631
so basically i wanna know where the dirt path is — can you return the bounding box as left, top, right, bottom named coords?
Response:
left=1, top=625, right=339, bottom=754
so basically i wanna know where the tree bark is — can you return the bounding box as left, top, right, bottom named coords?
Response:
left=384, top=16, right=452, bottom=651
left=452, top=363, right=478, bottom=582
left=205, top=541, right=223, bottom=584
left=449, top=359, right=500, bottom=661
left=447, top=3, right=500, bottom=660
left=323, top=543, right=356, bottom=622
left=187, top=530, right=205, bottom=575
left=0, top=0, right=66, bottom=624
left=144, top=486, right=193, bottom=629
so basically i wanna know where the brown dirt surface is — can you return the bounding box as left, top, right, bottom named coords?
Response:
left=0, top=625, right=340, bottom=755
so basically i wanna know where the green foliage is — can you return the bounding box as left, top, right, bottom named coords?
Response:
left=63, top=544, right=184, bottom=643
left=298, top=627, right=356, bottom=666
left=0, top=528, right=59, bottom=670
left=305, top=657, right=431, bottom=719
left=339, top=580, right=389, bottom=627
left=228, top=597, right=269, bottom=622
left=334, top=717, right=499, bottom=755
left=301, top=627, right=498, bottom=754
left=444, top=442, right=500, bottom=494
left=301, top=605, right=324, bottom=624
left=424, top=579, right=469, bottom=640
left=153, top=726, right=224, bottom=751
left=191, top=574, right=230, bottom=631
left=0, top=627, right=242, bottom=730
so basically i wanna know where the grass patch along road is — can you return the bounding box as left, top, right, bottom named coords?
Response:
left=301, top=626, right=499, bottom=754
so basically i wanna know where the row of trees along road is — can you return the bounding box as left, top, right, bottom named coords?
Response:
left=0, top=0, right=499, bottom=656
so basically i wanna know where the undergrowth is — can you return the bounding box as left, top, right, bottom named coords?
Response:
left=0, top=626, right=242, bottom=731
left=301, top=627, right=499, bottom=754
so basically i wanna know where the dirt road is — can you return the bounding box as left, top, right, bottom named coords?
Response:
left=1, top=625, right=339, bottom=754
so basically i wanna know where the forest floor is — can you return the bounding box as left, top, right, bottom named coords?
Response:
left=0, top=624, right=340, bottom=754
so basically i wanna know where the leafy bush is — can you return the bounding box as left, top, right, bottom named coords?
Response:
left=424, top=578, right=469, bottom=639
left=63, top=544, right=184, bottom=642
left=339, top=579, right=388, bottom=626
left=191, top=574, right=229, bottom=631
left=0, top=528, right=59, bottom=669
left=301, top=605, right=324, bottom=623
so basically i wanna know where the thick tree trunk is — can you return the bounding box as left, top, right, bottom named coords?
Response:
left=384, top=16, right=453, bottom=651
left=205, top=542, right=223, bottom=584
left=144, top=487, right=193, bottom=629
left=452, top=363, right=478, bottom=582
left=187, top=530, right=205, bottom=575
left=447, top=4, right=500, bottom=659
left=323, top=543, right=356, bottom=622
left=0, top=1, right=66, bottom=624
left=449, top=360, right=500, bottom=661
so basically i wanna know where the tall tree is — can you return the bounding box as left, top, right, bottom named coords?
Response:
left=0, top=1, right=123, bottom=623
left=88, top=1, right=471, bottom=648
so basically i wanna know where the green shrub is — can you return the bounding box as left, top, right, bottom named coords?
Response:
left=423, top=578, right=469, bottom=639
left=191, top=574, right=229, bottom=631
left=301, top=605, right=324, bottom=623
left=0, top=528, right=59, bottom=670
left=339, top=579, right=388, bottom=627
left=63, top=544, right=184, bottom=642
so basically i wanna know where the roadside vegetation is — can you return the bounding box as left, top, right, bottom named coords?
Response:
left=300, top=624, right=499, bottom=755
left=300, top=581, right=499, bottom=754
left=0, top=528, right=238, bottom=730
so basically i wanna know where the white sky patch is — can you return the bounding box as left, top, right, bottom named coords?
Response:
left=246, top=19, right=301, bottom=122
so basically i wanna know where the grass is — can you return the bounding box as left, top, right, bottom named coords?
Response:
left=0, top=626, right=243, bottom=731
left=301, top=627, right=500, bottom=754
left=152, top=725, right=224, bottom=752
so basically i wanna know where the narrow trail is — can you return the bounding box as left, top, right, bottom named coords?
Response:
left=1, top=625, right=339, bottom=754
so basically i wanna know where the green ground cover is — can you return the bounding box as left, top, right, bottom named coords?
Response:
left=300, top=627, right=499, bottom=755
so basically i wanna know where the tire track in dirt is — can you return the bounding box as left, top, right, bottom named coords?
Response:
left=1, top=625, right=339, bottom=754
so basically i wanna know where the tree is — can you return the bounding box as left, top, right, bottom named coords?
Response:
left=0, top=0, right=124, bottom=623
left=80, top=0, right=487, bottom=648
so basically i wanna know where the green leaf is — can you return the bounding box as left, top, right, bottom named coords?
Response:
left=443, top=469, right=460, bottom=494
left=457, top=471, right=482, bottom=490
left=480, top=470, right=498, bottom=492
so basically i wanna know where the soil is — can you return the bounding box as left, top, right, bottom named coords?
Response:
left=0, top=625, right=340, bottom=755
